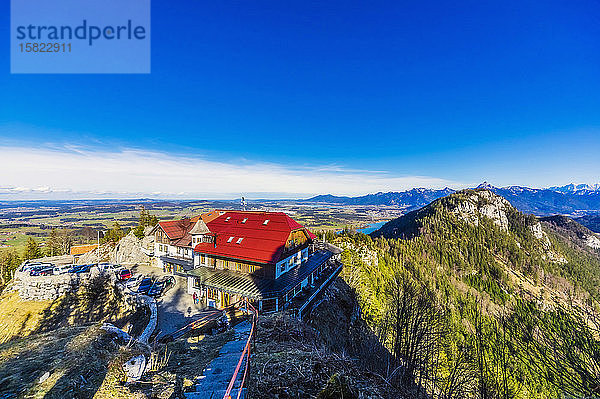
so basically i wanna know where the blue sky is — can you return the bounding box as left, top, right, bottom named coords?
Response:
left=1, top=1, right=599, bottom=199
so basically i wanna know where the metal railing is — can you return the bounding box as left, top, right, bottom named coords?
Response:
left=223, top=299, right=258, bottom=399
left=296, top=261, right=343, bottom=320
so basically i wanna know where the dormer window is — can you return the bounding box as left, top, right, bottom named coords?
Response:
left=263, top=219, right=269, bottom=225
left=242, top=218, right=248, bottom=224
left=227, top=236, right=234, bottom=243
left=236, top=237, right=244, bottom=244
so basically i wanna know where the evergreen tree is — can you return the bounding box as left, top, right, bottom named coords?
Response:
left=0, top=248, right=21, bottom=287
left=23, top=237, right=42, bottom=260
left=103, top=221, right=126, bottom=243
left=133, top=206, right=159, bottom=238
left=45, top=228, right=62, bottom=256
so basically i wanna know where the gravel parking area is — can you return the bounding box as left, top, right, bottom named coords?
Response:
left=130, top=264, right=207, bottom=337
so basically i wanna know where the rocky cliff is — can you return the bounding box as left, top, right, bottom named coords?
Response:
left=77, top=231, right=154, bottom=265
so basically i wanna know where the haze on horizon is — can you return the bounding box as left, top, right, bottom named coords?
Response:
left=1, top=1, right=599, bottom=200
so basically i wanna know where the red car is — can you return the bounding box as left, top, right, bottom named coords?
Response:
left=118, top=269, right=132, bottom=280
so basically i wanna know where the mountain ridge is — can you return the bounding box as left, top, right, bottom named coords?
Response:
left=304, top=183, right=600, bottom=226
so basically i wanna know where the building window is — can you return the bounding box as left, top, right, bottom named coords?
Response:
left=225, top=216, right=231, bottom=222
left=263, top=219, right=269, bottom=225
left=207, top=288, right=218, bottom=300
left=242, top=218, right=248, bottom=223
left=194, top=278, right=202, bottom=288
left=227, top=236, right=234, bottom=243
left=236, top=237, right=244, bottom=244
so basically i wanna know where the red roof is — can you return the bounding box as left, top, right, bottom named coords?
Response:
left=158, top=219, right=195, bottom=240
left=157, top=214, right=207, bottom=240
left=70, top=244, right=98, bottom=256
left=194, top=211, right=315, bottom=265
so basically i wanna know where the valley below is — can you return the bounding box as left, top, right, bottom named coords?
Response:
left=1, top=187, right=600, bottom=398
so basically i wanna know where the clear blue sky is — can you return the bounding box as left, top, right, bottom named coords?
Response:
left=1, top=1, right=599, bottom=199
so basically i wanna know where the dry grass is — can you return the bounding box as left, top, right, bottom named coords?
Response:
left=0, top=277, right=144, bottom=345
left=0, top=324, right=147, bottom=399
left=0, top=291, right=54, bottom=343
left=0, top=278, right=151, bottom=398
left=127, top=329, right=235, bottom=398
left=248, top=312, right=395, bottom=399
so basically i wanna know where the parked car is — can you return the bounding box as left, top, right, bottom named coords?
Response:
left=74, top=264, right=92, bottom=274
left=136, top=278, right=154, bottom=295
left=39, top=267, right=54, bottom=276
left=22, top=262, right=42, bottom=273
left=29, top=265, right=48, bottom=276
left=53, top=264, right=72, bottom=275
left=69, top=264, right=91, bottom=274
left=68, top=265, right=84, bottom=273
left=148, top=276, right=176, bottom=297
left=160, top=276, right=176, bottom=295
left=117, top=269, right=132, bottom=280
left=125, top=273, right=143, bottom=289
left=147, top=280, right=166, bottom=297
left=100, top=263, right=123, bottom=273
left=29, top=265, right=53, bottom=276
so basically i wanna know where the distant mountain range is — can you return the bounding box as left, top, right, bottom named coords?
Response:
left=305, top=183, right=600, bottom=217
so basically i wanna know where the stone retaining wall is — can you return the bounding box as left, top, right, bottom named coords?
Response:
left=11, top=267, right=113, bottom=301
left=10, top=268, right=157, bottom=342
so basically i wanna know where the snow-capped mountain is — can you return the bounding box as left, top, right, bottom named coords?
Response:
left=304, top=183, right=600, bottom=217
left=549, top=183, right=600, bottom=194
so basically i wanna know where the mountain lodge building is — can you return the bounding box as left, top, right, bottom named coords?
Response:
left=151, top=210, right=342, bottom=313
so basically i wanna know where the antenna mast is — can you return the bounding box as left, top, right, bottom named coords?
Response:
left=241, top=196, right=247, bottom=211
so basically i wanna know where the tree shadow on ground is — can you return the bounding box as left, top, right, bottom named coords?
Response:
left=0, top=275, right=149, bottom=398
left=0, top=325, right=115, bottom=399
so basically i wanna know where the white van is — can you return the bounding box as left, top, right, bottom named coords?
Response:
left=53, top=264, right=72, bottom=275
left=100, top=263, right=123, bottom=273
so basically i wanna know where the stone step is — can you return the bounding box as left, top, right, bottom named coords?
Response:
left=186, top=321, right=253, bottom=399
left=194, top=362, right=247, bottom=389
left=184, top=387, right=246, bottom=399
left=219, top=339, right=247, bottom=354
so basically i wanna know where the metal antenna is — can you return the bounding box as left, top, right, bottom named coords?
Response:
left=241, top=196, right=247, bottom=211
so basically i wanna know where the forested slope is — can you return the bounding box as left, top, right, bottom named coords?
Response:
left=324, top=189, right=600, bottom=398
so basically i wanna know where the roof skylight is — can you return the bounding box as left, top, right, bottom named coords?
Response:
left=236, top=237, right=244, bottom=244
left=242, top=218, right=248, bottom=223
left=263, top=219, right=269, bottom=225
left=227, top=236, right=234, bottom=243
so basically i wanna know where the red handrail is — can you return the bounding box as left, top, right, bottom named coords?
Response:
left=223, top=299, right=258, bottom=399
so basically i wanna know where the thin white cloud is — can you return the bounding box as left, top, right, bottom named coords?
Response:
left=0, top=146, right=464, bottom=199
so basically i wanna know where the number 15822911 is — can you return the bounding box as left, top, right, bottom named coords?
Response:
left=19, top=43, right=71, bottom=52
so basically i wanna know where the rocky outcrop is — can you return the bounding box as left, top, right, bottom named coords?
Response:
left=541, top=215, right=600, bottom=251
left=452, top=190, right=511, bottom=231
left=111, top=231, right=152, bottom=265
left=585, top=235, right=600, bottom=250
left=77, top=231, right=154, bottom=266
left=76, top=243, right=113, bottom=264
